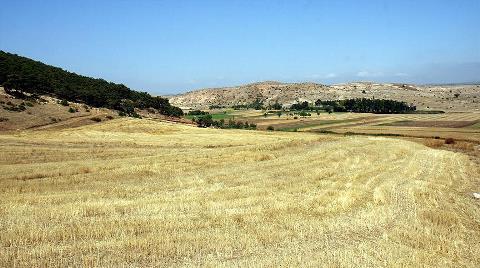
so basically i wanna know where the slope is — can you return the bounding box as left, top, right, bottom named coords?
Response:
left=1, top=118, right=479, bottom=266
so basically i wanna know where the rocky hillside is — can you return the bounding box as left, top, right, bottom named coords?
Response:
left=169, top=81, right=480, bottom=112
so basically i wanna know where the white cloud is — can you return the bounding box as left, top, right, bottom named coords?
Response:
left=325, top=73, right=337, bottom=78
left=394, top=72, right=409, bottom=77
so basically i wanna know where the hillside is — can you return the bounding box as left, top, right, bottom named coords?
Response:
left=1, top=118, right=479, bottom=266
left=169, top=81, right=480, bottom=112
left=0, top=51, right=183, bottom=117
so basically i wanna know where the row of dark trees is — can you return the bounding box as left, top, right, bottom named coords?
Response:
left=0, top=51, right=183, bottom=117
left=187, top=110, right=209, bottom=116
left=193, top=115, right=256, bottom=129
left=314, top=98, right=416, bottom=113
left=217, top=98, right=415, bottom=115
left=231, top=99, right=283, bottom=110
left=287, top=99, right=415, bottom=114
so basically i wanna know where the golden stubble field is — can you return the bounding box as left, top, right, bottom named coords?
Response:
left=231, top=110, right=480, bottom=142
left=1, top=118, right=480, bottom=267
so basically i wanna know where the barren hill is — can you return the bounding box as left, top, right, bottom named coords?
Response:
left=169, top=81, right=480, bottom=112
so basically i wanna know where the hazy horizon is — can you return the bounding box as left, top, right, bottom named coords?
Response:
left=1, top=0, right=479, bottom=95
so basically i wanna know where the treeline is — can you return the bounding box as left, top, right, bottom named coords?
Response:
left=193, top=115, right=256, bottom=129
left=0, top=51, right=183, bottom=117
left=287, top=98, right=415, bottom=114
left=314, top=98, right=415, bottom=113
left=187, top=110, right=209, bottom=116
left=231, top=99, right=282, bottom=110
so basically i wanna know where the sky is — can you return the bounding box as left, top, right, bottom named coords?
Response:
left=1, top=0, right=479, bottom=94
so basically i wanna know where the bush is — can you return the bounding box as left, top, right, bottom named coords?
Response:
left=90, top=117, right=102, bottom=122
left=0, top=117, right=9, bottom=122
left=68, top=107, right=76, bottom=113
left=188, top=110, right=209, bottom=116
left=196, top=114, right=213, bottom=127
left=270, top=102, right=282, bottom=110
left=266, top=126, right=274, bottom=131
left=3, top=103, right=26, bottom=112
left=424, top=139, right=444, bottom=148
left=290, top=101, right=309, bottom=110
left=105, top=115, right=114, bottom=120
left=209, top=105, right=224, bottom=109
left=60, top=99, right=69, bottom=106
left=445, top=138, right=455, bottom=144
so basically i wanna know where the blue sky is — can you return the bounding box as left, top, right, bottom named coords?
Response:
left=1, top=0, right=479, bottom=94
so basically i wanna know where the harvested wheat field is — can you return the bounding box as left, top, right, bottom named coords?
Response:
left=1, top=118, right=480, bottom=267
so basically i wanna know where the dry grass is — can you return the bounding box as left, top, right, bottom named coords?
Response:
left=423, top=138, right=445, bottom=148
left=1, top=118, right=480, bottom=267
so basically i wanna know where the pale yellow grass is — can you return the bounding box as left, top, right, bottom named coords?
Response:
left=1, top=118, right=479, bottom=267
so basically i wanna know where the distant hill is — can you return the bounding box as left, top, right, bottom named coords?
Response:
left=0, top=51, right=183, bottom=117
left=169, top=81, right=480, bottom=112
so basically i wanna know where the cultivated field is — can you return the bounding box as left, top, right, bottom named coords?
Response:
left=1, top=118, right=479, bottom=267
left=219, top=110, right=480, bottom=142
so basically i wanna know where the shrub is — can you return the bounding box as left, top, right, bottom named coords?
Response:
left=4, top=103, right=26, bottom=112
left=25, top=102, right=34, bottom=107
left=271, top=102, right=282, bottom=110
left=68, top=107, right=76, bottom=113
left=105, top=115, right=114, bottom=120
left=0, top=117, right=9, bottom=122
left=60, top=99, right=69, bottom=106
left=293, top=116, right=298, bottom=119
left=196, top=114, right=213, bottom=127
left=290, top=101, right=309, bottom=110
left=424, top=139, right=444, bottom=148
left=444, top=138, right=455, bottom=144
left=131, top=112, right=141, bottom=119
left=90, top=117, right=102, bottom=122
left=266, top=126, right=274, bottom=131
left=187, top=110, right=209, bottom=116
left=318, top=130, right=335, bottom=134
